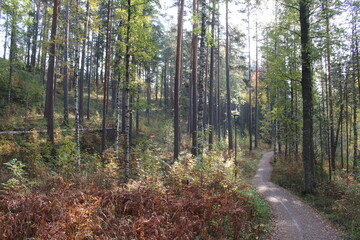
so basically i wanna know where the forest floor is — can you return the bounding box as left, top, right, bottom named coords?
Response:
left=253, top=152, right=344, bottom=240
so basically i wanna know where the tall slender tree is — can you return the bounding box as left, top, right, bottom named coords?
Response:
left=174, top=0, right=185, bottom=161
left=191, top=0, right=199, bottom=156
left=247, top=5, right=252, bottom=152
left=8, top=9, right=16, bottom=104
left=254, top=21, right=259, bottom=149
left=79, top=0, right=90, bottom=123
left=197, top=0, right=207, bottom=155
left=101, top=0, right=112, bottom=153
left=225, top=0, right=233, bottom=151
left=124, top=0, right=132, bottom=182
left=30, top=0, right=40, bottom=72
left=63, top=0, right=70, bottom=126
left=74, top=0, right=81, bottom=165
left=208, top=0, right=216, bottom=150
left=300, top=0, right=315, bottom=193
left=45, top=0, right=60, bottom=143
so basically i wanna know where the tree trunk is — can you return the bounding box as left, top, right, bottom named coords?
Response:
left=74, top=0, right=81, bottom=165
left=30, top=0, right=40, bottom=72
left=216, top=7, right=221, bottom=139
left=197, top=0, right=207, bottom=155
left=87, top=33, right=94, bottom=120
left=45, top=0, right=59, bottom=144
left=300, top=0, right=315, bottom=193
left=191, top=0, right=198, bottom=156
left=164, top=60, right=169, bottom=106
left=247, top=6, right=252, bottom=152
left=101, top=0, right=112, bottom=153
left=204, top=47, right=209, bottom=128
left=208, top=0, right=215, bottom=150
left=323, top=1, right=336, bottom=171
left=8, top=10, right=17, bottom=104
left=3, top=14, right=8, bottom=59
left=115, top=78, right=121, bottom=162
left=345, top=69, right=349, bottom=173
left=225, top=0, right=233, bottom=151
left=40, top=1, right=49, bottom=86
left=354, top=9, right=360, bottom=172
left=136, top=86, right=140, bottom=134
left=255, top=22, right=259, bottom=149
left=124, top=0, right=132, bottom=182
left=323, top=67, right=332, bottom=178
left=79, top=0, right=90, bottom=123
left=63, top=0, right=70, bottom=125
left=146, top=67, right=151, bottom=125
left=353, top=67, right=358, bottom=171
left=26, top=25, right=31, bottom=71
left=174, top=0, right=184, bottom=161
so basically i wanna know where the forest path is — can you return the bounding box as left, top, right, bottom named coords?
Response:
left=252, top=152, right=344, bottom=240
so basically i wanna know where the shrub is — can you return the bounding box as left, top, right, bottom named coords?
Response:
left=2, top=158, right=28, bottom=190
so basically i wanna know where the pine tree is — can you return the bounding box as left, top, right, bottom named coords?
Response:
left=174, top=0, right=185, bottom=161
left=225, top=0, right=233, bottom=151
left=300, top=0, right=315, bottom=193
left=45, top=0, right=60, bottom=143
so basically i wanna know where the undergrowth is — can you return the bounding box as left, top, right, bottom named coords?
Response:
left=271, top=154, right=360, bottom=240
left=0, top=148, right=271, bottom=239
left=0, top=119, right=271, bottom=239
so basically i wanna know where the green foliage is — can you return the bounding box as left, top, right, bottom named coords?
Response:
left=300, top=181, right=360, bottom=240
left=132, top=98, right=150, bottom=111
left=271, top=158, right=304, bottom=193
left=0, top=58, right=44, bottom=129
left=55, top=137, right=77, bottom=175
left=2, top=158, right=28, bottom=190
left=133, top=140, right=164, bottom=180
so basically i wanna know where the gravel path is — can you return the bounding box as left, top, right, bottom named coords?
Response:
left=252, top=152, right=344, bottom=240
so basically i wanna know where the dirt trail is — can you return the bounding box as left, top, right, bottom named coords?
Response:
left=253, top=152, right=344, bottom=240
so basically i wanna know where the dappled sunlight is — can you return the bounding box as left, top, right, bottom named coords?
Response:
left=267, top=196, right=280, bottom=203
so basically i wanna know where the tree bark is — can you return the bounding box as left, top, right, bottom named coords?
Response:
left=353, top=66, right=358, bottom=171
left=216, top=7, right=221, bottom=139
left=40, top=1, right=49, bottom=86
left=124, top=0, right=132, bottom=182
left=3, top=14, right=8, bottom=59
left=208, top=0, right=215, bottom=150
left=354, top=9, right=360, bottom=171
left=197, top=0, right=207, bottom=155
left=146, top=67, right=151, bottom=125
left=30, top=0, right=40, bottom=72
left=300, top=0, right=315, bottom=193
left=255, top=21, right=259, bottom=149
left=101, top=0, right=112, bottom=153
left=74, top=0, right=81, bottom=165
left=191, top=0, right=198, bottom=156
left=87, top=33, right=94, bottom=120
left=174, top=0, right=185, bottom=161
left=225, top=0, right=233, bottom=151
left=63, top=0, right=70, bottom=125
left=164, top=60, right=169, bottom=106
left=247, top=5, right=252, bottom=152
left=345, top=69, right=349, bottom=173
left=79, top=0, right=90, bottom=123
left=45, top=0, right=59, bottom=143
left=8, top=10, right=16, bottom=104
